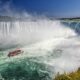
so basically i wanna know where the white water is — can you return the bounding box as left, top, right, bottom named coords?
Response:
left=0, top=19, right=79, bottom=79
left=0, top=20, right=76, bottom=49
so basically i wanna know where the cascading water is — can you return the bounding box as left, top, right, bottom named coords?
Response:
left=0, top=20, right=76, bottom=50
left=0, top=18, right=79, bottom=80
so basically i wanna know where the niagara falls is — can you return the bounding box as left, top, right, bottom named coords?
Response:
left=0, top=0, right=80, bottom=80
left=0, top=16, right=79, bottom=80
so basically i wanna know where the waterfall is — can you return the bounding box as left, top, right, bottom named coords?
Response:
left=0, top=18, right=79, bottom=80
left=0, top=20, right=76, bottom=50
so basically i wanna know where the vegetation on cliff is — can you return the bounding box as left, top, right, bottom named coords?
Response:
left=54, top=68, right=80, bottom=80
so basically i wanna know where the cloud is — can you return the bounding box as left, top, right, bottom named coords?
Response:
left=0, top=0, right=13, bottom=16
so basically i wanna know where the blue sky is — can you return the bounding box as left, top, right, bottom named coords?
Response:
left=0, top=0, right=80, bottom=18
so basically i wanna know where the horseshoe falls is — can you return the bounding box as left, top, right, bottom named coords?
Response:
left=0, top=18, right=80, bottom=80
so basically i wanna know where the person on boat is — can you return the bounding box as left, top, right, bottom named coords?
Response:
left=8, top=49, right=23, bottom=57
